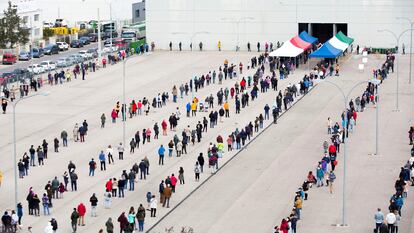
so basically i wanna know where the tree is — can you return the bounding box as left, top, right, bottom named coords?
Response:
left=0, top=1, right=30, bottom=48
left=43, top=28, right=55, bottom=40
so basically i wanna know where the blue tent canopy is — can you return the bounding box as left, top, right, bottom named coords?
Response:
left=299, top=31, right=318, bottom=44
left=309, top=42, right=342, bottom=58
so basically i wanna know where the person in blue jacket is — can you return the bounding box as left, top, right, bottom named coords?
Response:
left=186, top=102, right=191, bottom=117
left=158, top=145, right=165, bottom=165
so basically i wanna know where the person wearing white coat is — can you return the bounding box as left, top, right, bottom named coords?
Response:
left=150, top=195, right=157, bottom=217
left=104, top=190, right=112, bottom=209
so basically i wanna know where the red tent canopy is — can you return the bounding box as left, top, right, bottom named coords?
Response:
left=290, top=36, right=312, bottom=50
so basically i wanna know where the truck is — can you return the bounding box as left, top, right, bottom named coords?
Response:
left=121, top=22, right=146, bottom=42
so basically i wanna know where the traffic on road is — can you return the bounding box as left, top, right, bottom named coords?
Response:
left=0, top=37, right=121, bottom=86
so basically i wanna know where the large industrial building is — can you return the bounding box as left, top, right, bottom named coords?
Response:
left=146, top=0, right=414, bottom=51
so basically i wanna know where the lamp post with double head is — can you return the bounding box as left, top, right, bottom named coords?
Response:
left=396, top=17, right=413, bottom=84
left=12, top=92, right=48, bottom=207
left=314, top=78, right=381, bottom=227
left=378, top=28, right=414, bottom=111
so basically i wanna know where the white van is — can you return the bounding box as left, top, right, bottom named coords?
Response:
left=40, top=61, right=57, bottom=71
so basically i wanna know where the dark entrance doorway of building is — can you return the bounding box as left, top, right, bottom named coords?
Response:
left=311, top=23, right=333, bottom=44
left=336, top=23, right=348, bottom=35
left=298, top=23, right=309, bottom=34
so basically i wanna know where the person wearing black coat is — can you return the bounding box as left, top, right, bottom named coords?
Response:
left=134, top=131, right=140, bottom=149
left=378, top=222, right=389, bottom=233
left=153, top=123, right=159, bottom=139
left=197, top=153, right=205, bottom=173
left=138, top=160, right=147, bottom=180
left=118, top=179, right=125, bottom=198
left=79, top=126, right=87, bottom=142
left=26, top=192, right=34, bottom=215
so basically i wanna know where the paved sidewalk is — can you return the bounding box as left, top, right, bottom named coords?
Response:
left=299, top=56, right=414, bottom=233
left=149, top=54, right=414, bottom=233
left=0, top=51, right=310, bottom=232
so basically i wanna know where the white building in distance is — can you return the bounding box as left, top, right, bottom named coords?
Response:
left=146, top=0, right=414, bottom=51
left=0, top=0, right=43, bottom=42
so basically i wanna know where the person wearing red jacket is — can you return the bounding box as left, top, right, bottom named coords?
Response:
left=77, top=203, right=86, bottom=226
left=328, top=143, right=337, bottom=157
left=137, top=100, right=143, bottom=115
left=170, top=174, right=177, bottom=193
left=240, top=78, right=246, bottom=91
left=352, top=111, right=357, bottom=125
left=131, top=100, right=137, bottom=116
left=111, top=109, right=117, bottom=123
left=102, top=58, right=107, bottom=68
left=279, top=219, right=289, bottom=233
left=161, top=120, right=168, bottom=136
left=230, top=87, right=235, bottom=99
left=105, top=179, right=113, bottom=192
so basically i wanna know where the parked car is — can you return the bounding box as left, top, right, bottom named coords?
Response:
left=78, top=50, right=92, bottom=59
left=70, top=40, right=84, bottom=48
left=40, top=60, right=57, bottom=71
left=18, top=51, right=31, bottom=61
left=31, top=48, right=44, bottom=58
left=56, top=57, right=73, bottom=67
left=12, top=68, right=34, bottom=81
left=103, top=44, right=118, bottom=53
left=79, top=36, right=91, bottom=45
left=0, top=72, right=17, bottom=85
left=86, top=48, right=98, bottom=58
left=28, top=64, right=45, bottom=74
left=87, top=33, right=98, bottom=42
left=68, top=54, right=84, bottom=63
left=56, top=42, right=69, bottom=51
left=66, top=56, right=76, bottom=65
left=44, top=44, right=59, bottom=55
left=2, top=52, right=17, bottom=65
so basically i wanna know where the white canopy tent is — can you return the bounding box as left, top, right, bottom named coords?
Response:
left=269, top=41, right=304, bottom=57
left=328, top=36, right=349, bottom=51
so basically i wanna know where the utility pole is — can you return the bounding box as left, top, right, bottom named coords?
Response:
left=97, top=8, right=102, bottom=63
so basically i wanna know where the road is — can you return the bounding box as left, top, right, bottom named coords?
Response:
left=0, top=43, right=97, bottom=74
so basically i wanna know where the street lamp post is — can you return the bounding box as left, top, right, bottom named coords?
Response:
left=105, top=0, right=113, bottom=50
left=12, top=92, right=48, bottom=207
left=378, top=28, right=414, bottom=111
left=97, top=8, right=102, bottom=63
left=221, top=17, right=254, bottom=51
left=314, top=78, right=381, bottom=227
left=396, top=17, right=413, bottom=84
left=121, top=56, right=132, bottom=146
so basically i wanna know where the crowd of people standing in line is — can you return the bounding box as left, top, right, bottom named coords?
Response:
left=273, top=53, right=397, bottom=233
left=3, top=49, right=347, bottom=233
left=97, top=53, right=319, bottom=233
left=1, top=52, right=279, bottom=232
left=373, top=125, right=414, bottom=233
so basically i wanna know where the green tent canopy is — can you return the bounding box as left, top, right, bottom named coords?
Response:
left=336, top=31, right=354, bottom=44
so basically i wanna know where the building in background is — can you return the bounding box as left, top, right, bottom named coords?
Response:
left=132, top=0, right=145, bottom=23
left=18, top=8, right=43, bottom=42
left=146, top=0, right=414, bottom=51
left=0, top=2, right=43, bottom=42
